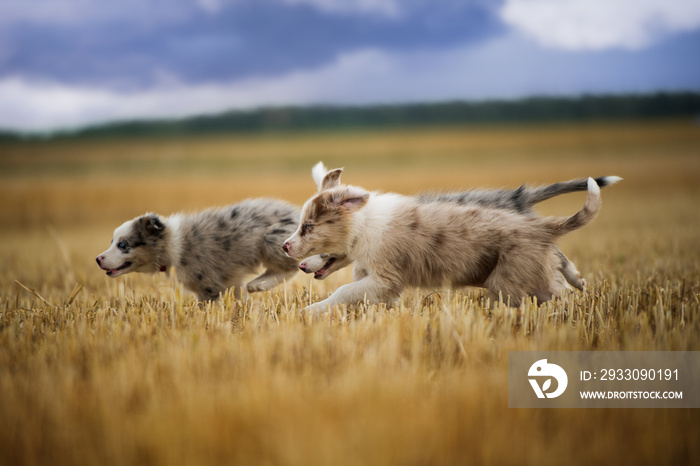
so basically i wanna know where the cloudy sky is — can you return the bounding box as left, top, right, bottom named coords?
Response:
left=1, top=0, right=699, bottom=132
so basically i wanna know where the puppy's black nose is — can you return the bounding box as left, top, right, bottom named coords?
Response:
left=282, top=242, right=291, bottom=253
left=96, top=256, right=102, bottom=265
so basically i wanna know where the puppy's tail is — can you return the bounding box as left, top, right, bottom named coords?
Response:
left=546, top=177, right=603, bottom=237
left=525, top=175, right=621, bottom=207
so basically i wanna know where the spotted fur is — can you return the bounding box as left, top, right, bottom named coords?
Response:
left=96, top=198, right=300, bottom=300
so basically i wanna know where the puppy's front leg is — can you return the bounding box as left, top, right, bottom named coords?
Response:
left=303, top=276, right=399, bottom=315
left=246, top=269, right=297, bottom=293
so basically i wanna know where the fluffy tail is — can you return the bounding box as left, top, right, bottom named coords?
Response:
left=416, top=175, right=620, bottom=215
left=527, top=175, right=621, bottom=206
left=547, top=177, right=603, bottom=236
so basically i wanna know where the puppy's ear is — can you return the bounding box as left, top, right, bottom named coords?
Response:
left=311, top=162, right=327, bottom=190
left=332, top=186, right=369, bottom=212
left=311, top=161, right=343, bottom=191
left=138, top=214, right=165, bottom=236
left=321, top=168, right=343, bottom=191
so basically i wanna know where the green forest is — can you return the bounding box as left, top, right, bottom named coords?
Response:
left=3, top=92, right=700, bottom=141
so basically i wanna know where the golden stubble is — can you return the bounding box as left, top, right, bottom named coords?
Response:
left=1, top=120, right=699, bottom=465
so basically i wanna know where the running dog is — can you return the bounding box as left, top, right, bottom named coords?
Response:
left=96, top=198, right=300, bottom=300
left=284, top=165, right=613, bottom=312
left=299, top=163, right=621, bottom=291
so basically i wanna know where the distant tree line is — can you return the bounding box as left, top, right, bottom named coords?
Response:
left=3, top=92, right=700, bottom=141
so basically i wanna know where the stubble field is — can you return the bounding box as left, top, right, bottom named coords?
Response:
left=1, top=120, right=699, bottom=465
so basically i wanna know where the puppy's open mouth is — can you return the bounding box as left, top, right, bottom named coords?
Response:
left=314, top=257, right=336, bottom=279
left=104, top=262, right=132, bottom=276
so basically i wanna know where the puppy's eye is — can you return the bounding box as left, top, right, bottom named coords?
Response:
left=118, top=241, right=127, bottom=250
left=304, top=223, right=312, bottom=230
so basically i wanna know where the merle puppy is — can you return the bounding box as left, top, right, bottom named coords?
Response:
left=97, top=198, right=300, bottom=300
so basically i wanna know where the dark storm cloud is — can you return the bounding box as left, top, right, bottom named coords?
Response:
left=2, top=0, right=699, bottom=131
left=0, top=0, right=504, bottom=88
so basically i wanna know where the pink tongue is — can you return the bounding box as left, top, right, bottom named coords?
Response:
left=318, top=259, right=334, bottom=275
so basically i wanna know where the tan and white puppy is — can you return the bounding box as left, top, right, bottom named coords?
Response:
left=299, top=164, right=622, bottom=289
left=97, top=198, right=300, bottom=301
left=284, top=165, right=605, bottom=313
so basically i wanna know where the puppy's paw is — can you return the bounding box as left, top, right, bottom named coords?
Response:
left=247, top=283, right=262, bottom=293
left=302, top=301, right=330, bottom=317
left=247, top=279, right=273, bottom=293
